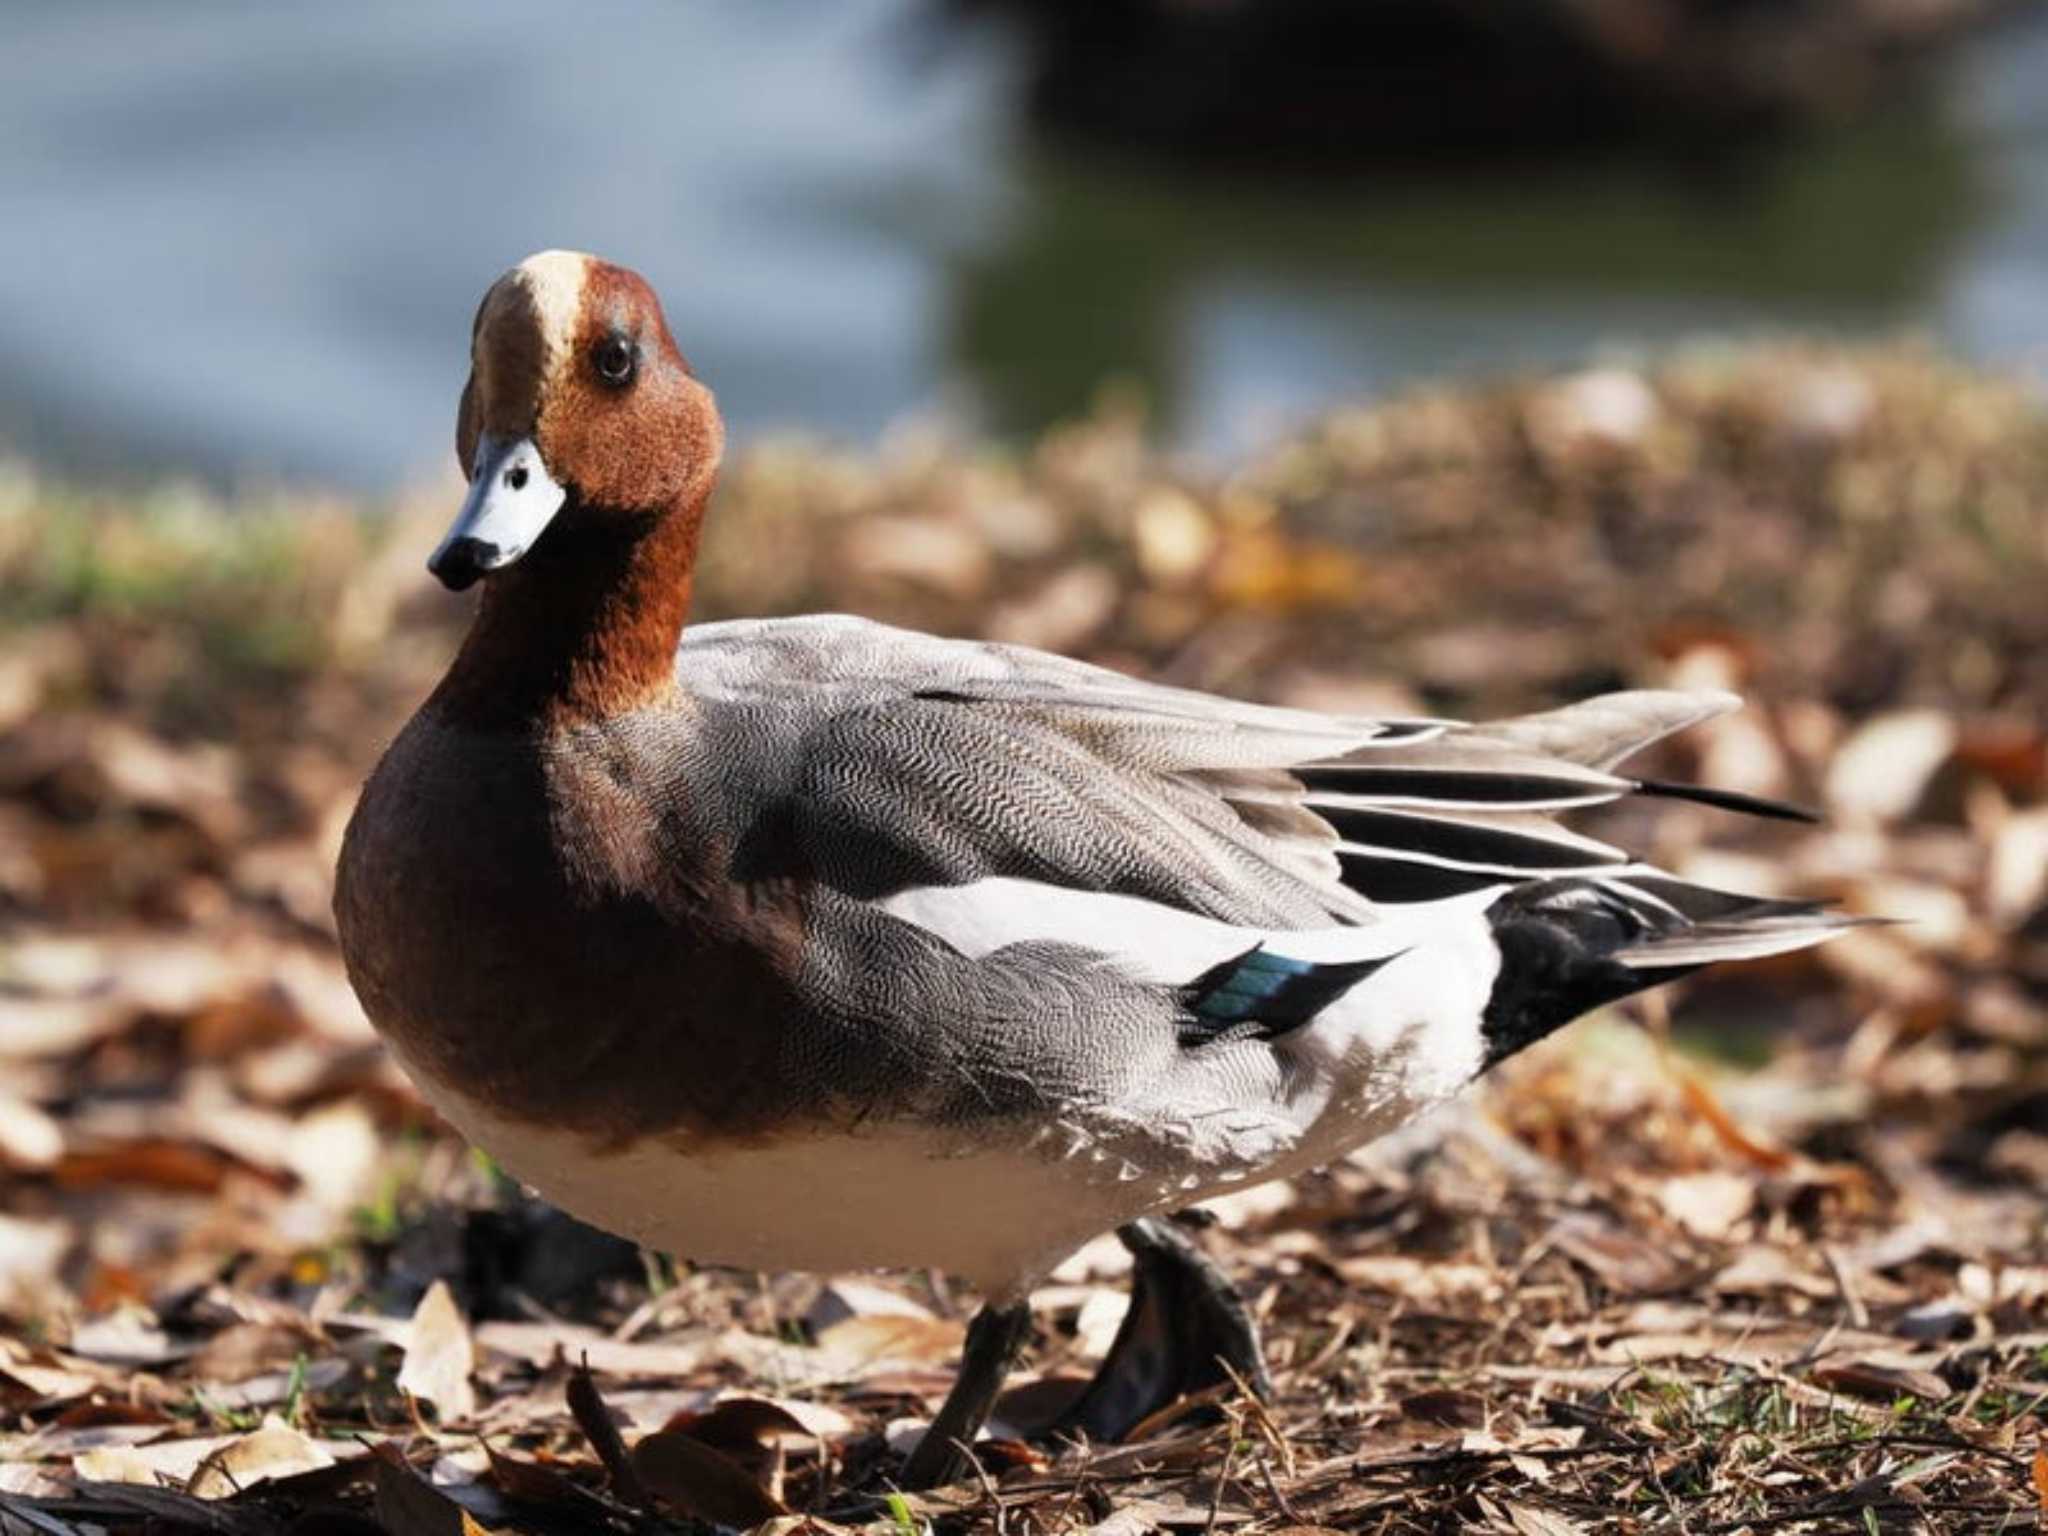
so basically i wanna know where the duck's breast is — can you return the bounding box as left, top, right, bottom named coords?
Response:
left=335, top=706, right=812, bottom=1148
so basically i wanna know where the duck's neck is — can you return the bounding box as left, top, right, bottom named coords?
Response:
left=431, top=491, right=706, bottom=729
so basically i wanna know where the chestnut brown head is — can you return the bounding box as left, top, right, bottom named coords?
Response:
left=432, top=251, right=723, bottom=591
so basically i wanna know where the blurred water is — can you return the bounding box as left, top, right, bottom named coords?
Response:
left=2, top=1, right=2046, bottom=491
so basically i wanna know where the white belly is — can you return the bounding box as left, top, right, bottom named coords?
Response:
left=393, top=1049, right=1158, bottom=1300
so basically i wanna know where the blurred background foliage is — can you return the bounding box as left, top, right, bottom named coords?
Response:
left=3, top=0, right=2047, bottom=484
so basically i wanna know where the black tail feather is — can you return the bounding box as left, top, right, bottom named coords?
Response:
left=1632, top=778, right=1819, bottom=824
left=1478, top=876, right=1851, bottom=1066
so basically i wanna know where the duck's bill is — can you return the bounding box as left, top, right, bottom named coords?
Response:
left=428, top=433, right=567, bottom=591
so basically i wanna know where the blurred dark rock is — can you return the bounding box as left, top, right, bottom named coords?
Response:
left=942, top=0, right=2026, bottom=167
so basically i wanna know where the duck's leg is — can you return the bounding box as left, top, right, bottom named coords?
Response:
left=898, top=1301, right=1034, bottom=1489
left=1053, top=1215, right=1271, bottom=1444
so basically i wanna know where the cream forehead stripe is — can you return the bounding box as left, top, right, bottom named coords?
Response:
left=475, top=249, right=593, bottom=376
left=516, top=250, right=592, bottom=369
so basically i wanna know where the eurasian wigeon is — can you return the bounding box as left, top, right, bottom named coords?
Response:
left=335, top=251, right=1852, bottom=1488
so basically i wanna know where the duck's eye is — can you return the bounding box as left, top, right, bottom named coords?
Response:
left=592, top=335, right=637, bottom=388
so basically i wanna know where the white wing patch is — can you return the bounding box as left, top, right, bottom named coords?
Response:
left=876, top=876, right=1503, bottom=985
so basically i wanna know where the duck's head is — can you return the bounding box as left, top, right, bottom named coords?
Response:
left=431, top=251, right=723, bottom=592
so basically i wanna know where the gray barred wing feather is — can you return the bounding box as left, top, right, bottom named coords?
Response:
left=676, top=616, right=1794, bottom=925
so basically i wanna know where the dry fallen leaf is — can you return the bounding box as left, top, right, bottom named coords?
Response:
left=65, top=1310, right=181, bottom=1367
left=0, top=1357, right=101, bottom=1407
left=185, top=1416, right=340, bottom=1497
left=842, top=514, right=992, bottom=598
left=630, top=1420, right=788, bottom=1527
left=1198, top=1179, right=1297, bottom=1230
left=187, top=1320, right=311, bottom=1385
left=988, top=563, right=1120, bottom=651
left=0, top=1214, right=70, bottom=1303
left=1711, top=1245, right=1838, bottom=1301
left=1988, top=807, right=2048, bottom=925
left=1073, top=1286, right=1132, bottom=1360
left=1810, top=1358, right=1953, bottom=1404
left=1505, top=1503, right=1589, bottom=1536
left=283, top=1098, right=382, bottom=1212
left=567, top=1361, right=653, bottom=1510
left=1333, top=1256, right=1502, bottom=1307
left=1825, top=709, right=1956, bottom=824
left=483, top=1443, right=590, bottom=1508
left=813, top=1311, right=966, bottom=1372
left=397, top=1279, right=476, bottom=1422
left=1656, top=1171, right=1754, bottom=1241
left=673, top=1395, right=824, bottom=1452
left=373, top=1441, right=496, bottom=1536
left=1547, top=1218, right=1692, bottom=1295
left=54, top=1138, right=247, bottom=1195
left=652, top=1395, right=828, bottom=1504
left=1674, top=1072, right=1794, bottom=1173
left=1400, top=1388, right=1489, bottom=1428
left=1525, top=368, right=1660, bottom=458
left=0, top=1095, right=62, bottom=1171
left=471, top=1319, right=712, bottom=1379
left=805, top=1276, right=935, bottom=1332
left=72, top=1432, right=239, bottom=1486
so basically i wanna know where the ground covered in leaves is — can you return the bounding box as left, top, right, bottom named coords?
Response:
left=1, top=343, right=2044, bottom=1534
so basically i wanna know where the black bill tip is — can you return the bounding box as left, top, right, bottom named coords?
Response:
left=427, top=536, right=500, bottom=592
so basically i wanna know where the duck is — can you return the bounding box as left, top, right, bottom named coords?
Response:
left=335, top=250, right=1854, bottom=1489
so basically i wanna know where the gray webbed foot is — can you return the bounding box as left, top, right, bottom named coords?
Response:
left=1051, top=1215, right=1271, bottom=1445
left=897, top=1217, right=1269, bottom=1489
